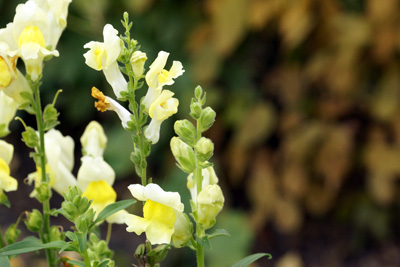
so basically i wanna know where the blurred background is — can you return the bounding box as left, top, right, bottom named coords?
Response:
left=2, top=0, right=400, bottom=266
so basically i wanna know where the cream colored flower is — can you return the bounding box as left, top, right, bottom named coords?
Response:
left=197, top=184, right=224, bottom=230
left=0, top=0, right=61, bottom=80
left=0, top=91, right=18, bottom=137
left=130, top=51, right=147, bottom=79
left=0, top=140, right=17, bottom=193
left=187, top=166, right=219, bottom=203
left=84, top=24, right=127, bottom=98
left=80, top=120, right=108, bottom=157
left=27, top=129, right=76, bottom=196
left=142, top=51, right=184, bottom=110
left=92, top=87, right=132, bottom=129
left=124, top=183, right=184, bottom=245
left=145, top=90, right=179, bottom=144
left=77, top=121, right=125, bottom=224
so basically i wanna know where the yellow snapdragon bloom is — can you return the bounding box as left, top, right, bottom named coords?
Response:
left=124, top=183, right=184, bottom=245
left=145, top=90, right=179, bottom=144
left=0, top=140, right=17, bottom=193
left=142, top=51, right=184, bottom=111
left=77, top=121, right=126, bottom=224
left=27, top=129, right=76, bottom=196
left=84, top=24, right=127, bottom=98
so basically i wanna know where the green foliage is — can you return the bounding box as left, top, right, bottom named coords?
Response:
left=232, top=253, right=272, bottom=267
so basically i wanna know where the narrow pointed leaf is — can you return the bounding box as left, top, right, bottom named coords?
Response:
left=0, top=256, right=10, bottom=267
left=90, top=199, right=136, bottom=227
left=0, top=236, right=68, bottom=256
left=232, top=253, right=272, bottom=267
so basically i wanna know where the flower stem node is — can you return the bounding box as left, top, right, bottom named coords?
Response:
left=24, top=209, right=43, bottom=232
left=194, top=137, right=214, bottom=162
left=197, top=184, right=224, bottom=230
left=170, top=137, right=196, bottom=173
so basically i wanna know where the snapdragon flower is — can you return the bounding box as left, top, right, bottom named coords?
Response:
left=0, top=91, right=18, bottom=137
left=142, top=51, right=184, bottom=111
left=0, top=0, right=69, bottom=81
left=187, top=166, right=219, bottom=203
left=145, top=90, right=179, bottom=144
left=124, top=183, right=184, bottom=245
left=84, top=24, right=127, bottom=98
left=27, top=129, right=76, bottom=196
left=0, top=140, right=17, bottom=193
left=92, top=87, right=132, bottom=129
left=77, top=121, right=126, bottom=224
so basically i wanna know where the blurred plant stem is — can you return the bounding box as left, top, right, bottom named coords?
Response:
left=31, top=78, right=55, bottom=267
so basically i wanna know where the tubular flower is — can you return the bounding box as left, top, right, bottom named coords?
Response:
left=92, top=87, right=132, bottom=129
left=197, top=184, right=224, bottom=230
left=0, top=140, right=17, bottom=193
left=80, top=120, right=107, bottom=157
left=142, top=51, right=184, bottom=111
left=83, top=24, right=127, bottom=98
left=0, top=0, right=65, bottom=81
left=187, top=166, right=219, bottom=203
left=77, top=121, right=126, bottom=224
left=0, top=91, right=18, bottom=137
left=144, top=90, right=179, bottom=144
left=123, top=183, right=184, bottom=245
left=27, top=129, right=76, bottom=196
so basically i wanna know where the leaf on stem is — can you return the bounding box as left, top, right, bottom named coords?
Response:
left=89, top=199, right=137, bottom=228
left=231, top=253, right=272, bottom=267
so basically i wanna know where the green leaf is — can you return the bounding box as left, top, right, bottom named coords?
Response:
left=208, top=229, right=230, bottom=239
left=0, top=256, right=10, bottom=267
left=90, top=199, right=136, bottom=227
left=197, top=235, right=211, bottom=249
left=231, top=253, right=272, bottom=267
left=0, top=236, right=68, bottom=257
left=98, top=259, right=111, bottom=267
left=67, top=260, right=86, bottom=267
left=0, top=192, right=10, bottom=208
left=75, top=232, right=87, bottom=253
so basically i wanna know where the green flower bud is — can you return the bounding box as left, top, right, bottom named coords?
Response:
left=35, top=182, right=52, bottom=203
left=135, top=243, right=146, bottom=259
left=174, top=119, right=196, bottom=146
left=170, top=137, right=196, bottom=173
left=24, top=209, right=43, bottom=232
left=49, top=225, right=64, bottom=242
left=197, top=184, right=224, bottom=230
left=130, top=51, right=147, bottom=79
left=76, top=208, right=95, bottom=233
left=199, top=107, right=216, bottom=133
left=190, top=101, right=202, bottom=120
left=194, top=85, right=203, bottom=101
left=194, top=137, right=214, bottom=162
left=4, top=223, right=21, bottom=245
left=172, top=213, right=193, bottom=248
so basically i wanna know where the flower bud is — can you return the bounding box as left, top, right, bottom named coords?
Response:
left=24, top=209, right=43, bottom=232
left=49, top=226, right=63, bottom=242
left=4, top=224, right=21, bottom=245
left=130, top=51, right=147, bottom=79
left=199, top=107, right=216, bottom=132
left=172, top=213, right=193, bottom=248
left=35, top=182, right=52, bottom=203
left=174, top=119, right=196, bottom=146
left=170, top=137, right=196, bottom=173
left=190, top=101, right=202, bottom=120
left=194, top=85, right=203, bottom=101
left=76, top=208, right=95, bottom=232
left=194, top=137, right=214, bottom=162
left=197, top=184, right=224, bottom=230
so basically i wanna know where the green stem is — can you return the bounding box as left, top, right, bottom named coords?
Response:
left=194, top=120, right=205, bottom=267
left=106, top=223, right=112, bottom=245
left=32, top=79, right=54, bottom=267
left=83, top=249, right=92, bottom=267
left=0, top=229, right=4, bottom=249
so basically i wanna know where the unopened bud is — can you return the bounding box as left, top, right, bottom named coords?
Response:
left=174, top=119, right=196, bottom=146
left=199, top=107, right=216, bottom=133
left=194, top=137, right=214, bottom=162
left=170, top=137, right=196, bottom=173
left=190, top=101, right=202, bottom=120
left=130, top=51, right=147, bottom=79
left=35, top=182, right=52, bottom=203
left=24, top=209, right=43, bottom=232
left=197, top=184, right=224, bottom=230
